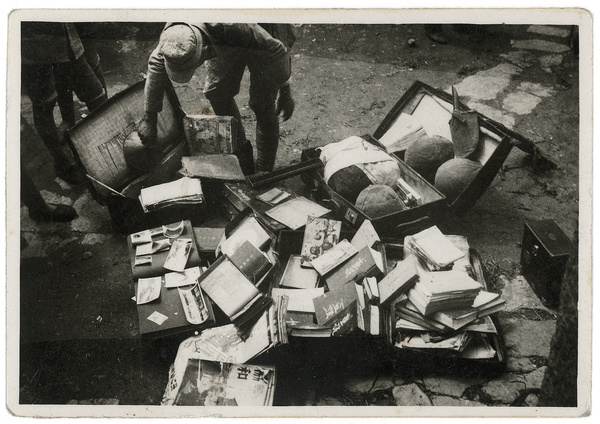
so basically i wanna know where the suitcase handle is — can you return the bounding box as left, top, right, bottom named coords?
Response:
left=394, top=216, right=432, bottom=236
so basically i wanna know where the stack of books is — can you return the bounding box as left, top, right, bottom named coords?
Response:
left=392, top=227, right=507, bottom=358
left=407, top=270, right=482, bottom=316
left=405, top=226, right=466, bottom=271
left=138, top=177, right=204, bottom=213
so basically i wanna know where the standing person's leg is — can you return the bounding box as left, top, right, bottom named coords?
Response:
left=246, top=62, right=283, bottom=173
left=68, top=55, right=107, bottom=113
left=22, top=64, right=85, bottom=185
left=21, top=163, right=77, bottom=222
left=204, top=49, right=256, bottom=174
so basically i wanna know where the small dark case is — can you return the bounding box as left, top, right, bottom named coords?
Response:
left=521, top=219, right=572, bottom=308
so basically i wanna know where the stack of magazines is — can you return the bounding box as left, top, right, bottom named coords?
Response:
left=405, top=225, right=465, bottom=271
left=138, top=177, right=204, bottom=213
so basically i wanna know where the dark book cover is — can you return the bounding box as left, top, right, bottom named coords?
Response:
left=323, top=300, right=358, bottom=337
left=229, top=240, right=273, bottom=285
left=312, top=282, right=358, bottom=325
left=193, top=227, right=225, bottom=253
left=325, top=246, right=384, bottom=291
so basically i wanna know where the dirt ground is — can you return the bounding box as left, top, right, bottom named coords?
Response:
left=16, top=22, right=580, bottom=407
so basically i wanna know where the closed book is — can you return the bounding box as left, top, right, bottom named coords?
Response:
left=229, top=240, right=273, bottom=285
left=477, top=297, right=506, bottom=318
left=128, top=220, right=203, bottom=279
left=378, top=255, right=419, bottom=307
left=193, top=227, right=225, bottom=253
left=310, top=239, right=358, bottom=276
left=312, top=282, right=358, bottom=325
left=323, top=300, right=358, bottom=337
left=363, top=304, right=381, bottom=336
left=325, top=246, right=384, bottom=291
left=299, top=217, right=342, bottom=268
left=431, top=306, right=479, bottom=330
left=407, top=226, right=465, bottom=270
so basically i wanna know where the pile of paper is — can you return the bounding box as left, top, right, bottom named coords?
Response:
left=378, top=112, right=429, bottom=153
left=407, top=270, right=482, bottom=316
left=138, top=177, right=204, bottom=213
left=405, top=226, right=466, bottom=270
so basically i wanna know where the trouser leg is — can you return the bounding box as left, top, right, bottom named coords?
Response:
left=68, top=56, right=107, bottom=113
left=31, top=98, right=74, bottom=172
left=253, top=105, right=279, bottom=173
left=21, top=164, right=51, bottom=216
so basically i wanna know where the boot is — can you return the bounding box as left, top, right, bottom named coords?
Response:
left=235, top=140, right=255, bottom=175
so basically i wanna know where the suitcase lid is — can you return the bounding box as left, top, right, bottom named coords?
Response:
left=525, top=219, right=572, bottom=258
left=67, top=79, right=186, bottom=200
left=372, top=80, right=513, bottom=214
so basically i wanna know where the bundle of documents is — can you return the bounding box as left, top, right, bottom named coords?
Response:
left=407, top=270, right=482, bottom=316
left=378, top=112, right=429, bottom=153
left=405, top=226, right=466, bottom=270
left=138, top=177, right=204, bottom=213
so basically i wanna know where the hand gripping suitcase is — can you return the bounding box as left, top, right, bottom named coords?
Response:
left=66, top=79, right=201, bottom=233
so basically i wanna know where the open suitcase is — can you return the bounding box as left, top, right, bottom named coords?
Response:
left=301, top=80, right=516, bottom=237
left=66, top=79, right=205, bottom=233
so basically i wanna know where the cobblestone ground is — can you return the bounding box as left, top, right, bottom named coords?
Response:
left=12, top=19, right=584, bottom=416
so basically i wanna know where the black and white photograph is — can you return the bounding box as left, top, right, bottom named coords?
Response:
left=4, top=2, right=594, bottom=420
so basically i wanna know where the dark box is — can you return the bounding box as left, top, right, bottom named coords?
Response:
left=521, top=219, right=572, bottom=308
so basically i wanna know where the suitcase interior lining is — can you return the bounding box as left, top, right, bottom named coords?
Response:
left=379, top=90, right=503, bottom=167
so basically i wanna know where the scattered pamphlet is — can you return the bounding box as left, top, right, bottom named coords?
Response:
left=130, top=229, right=153, bottom=245
left=265, top=196, right=331, bottom=230
left=164, top=266, right=202, bottom=288
left=165, top=359, right=276, bottom=406
left=136, top=276, right=162, bottom=305
left=256, top=187, right=292, bottom=206
left=135, top=238, right=171, bottom=256
left=135, top=255, right=152, bottom=266
left=300, top=217, right=342, bottom=268
left=147, top=310, right=169, bottom=326
left=164, top=238, right=193, bottom=272
left=178, top=282, right=210, bottom=325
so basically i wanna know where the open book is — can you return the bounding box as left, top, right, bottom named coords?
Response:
left=199, top=255, right=272, bottom=327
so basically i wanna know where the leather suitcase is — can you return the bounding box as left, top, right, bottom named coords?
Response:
left=66, top=80, right=205, bottom=233
left=302, top=80, right=515, bottom=237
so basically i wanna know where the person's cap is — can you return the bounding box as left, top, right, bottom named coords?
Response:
left=159, top=24, right=204, bottom=83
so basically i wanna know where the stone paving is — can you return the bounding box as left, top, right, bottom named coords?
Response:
left=14, top=23, right=581, bottom=412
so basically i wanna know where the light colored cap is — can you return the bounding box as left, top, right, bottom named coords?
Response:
left=159, top=24, right=204, bottom=83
